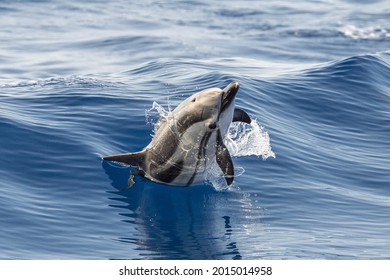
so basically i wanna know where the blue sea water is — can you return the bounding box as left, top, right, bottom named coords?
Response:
left=1, top=0, right=389, bottom=259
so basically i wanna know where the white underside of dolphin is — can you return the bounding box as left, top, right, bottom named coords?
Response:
left=104, top=82, right=251, bottom=186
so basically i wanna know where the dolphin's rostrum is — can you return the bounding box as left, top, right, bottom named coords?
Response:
left=104, top=82, right=251, bottom=186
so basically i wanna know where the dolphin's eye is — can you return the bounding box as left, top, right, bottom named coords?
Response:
left=191, top=98, right=196, bottom=102
left=208, top=123, right=217, bottom=130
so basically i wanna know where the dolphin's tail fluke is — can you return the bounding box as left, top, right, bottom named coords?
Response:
left=103, top=151, right=145, bottom=167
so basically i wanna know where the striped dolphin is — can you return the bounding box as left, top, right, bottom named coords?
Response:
left=103, top=82, right=251, bottom=186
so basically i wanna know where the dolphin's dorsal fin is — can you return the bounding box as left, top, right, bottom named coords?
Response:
left=233, top=108, right=251, bottom=124
left=216, top=132, right=234, bottom=185
left=103, top=150, right=146, bottom=167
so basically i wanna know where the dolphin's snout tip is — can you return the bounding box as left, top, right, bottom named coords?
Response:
left=224, top=82, right=240, bottom=95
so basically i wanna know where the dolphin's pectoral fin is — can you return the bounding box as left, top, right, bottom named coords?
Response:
left=216, top=132, right=234, bottom=185
left=233, top=108, right=251, bottom=124
left=103, top=150, right=146, bottom=167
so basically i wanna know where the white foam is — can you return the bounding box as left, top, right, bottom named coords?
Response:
left=340, top=24, right=390, bottom=40
left=225, top=120, right=276, bottom=160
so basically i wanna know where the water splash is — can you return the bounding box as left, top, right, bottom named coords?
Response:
left=224, top=120, right=275, bottom=160
left=205, top=162, right=246, bottom=191
left=211, top=120, right=275, bottom=191
left=145, top=101, right=171, bottom=133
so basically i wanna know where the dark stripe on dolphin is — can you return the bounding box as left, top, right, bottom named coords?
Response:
left=175, top=115, right=204, bottom=135
left=150, top=160, right=185, bottom=183
left=186, top=131, right=212, bottom=186
left=150, top=124, right=180, bottom=165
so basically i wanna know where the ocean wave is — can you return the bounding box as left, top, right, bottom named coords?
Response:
left=1, top=50, right=390, bottom=259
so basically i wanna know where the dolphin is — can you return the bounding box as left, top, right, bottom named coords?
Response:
left=104, top=82, right=251, bottom=186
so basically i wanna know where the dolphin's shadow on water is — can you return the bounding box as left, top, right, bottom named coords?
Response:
left=102, top=160, right=262, bottom=260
